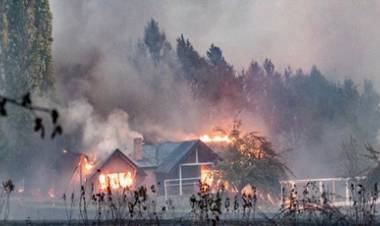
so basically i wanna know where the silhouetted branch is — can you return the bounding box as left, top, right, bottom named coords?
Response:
left=0, top=93, right=63, bottom=139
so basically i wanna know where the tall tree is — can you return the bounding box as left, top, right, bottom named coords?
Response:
left=0, top=0, right=54, bottom=178
left=0, top=0, right=53, bottom=96
left=143, top=19, right=170, bottom=64
left=176, top=34, right=205, bottom=81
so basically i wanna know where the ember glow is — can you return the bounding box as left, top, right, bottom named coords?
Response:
left=48, top=188, right=55, bottom=199
left=79, top=155, right=95, bottom=175
left=200, top=134, right=232, bottom=143
left=99, top=172, right=134, bottom=190
left=200, top=167, right=239, bottom=193
left=241, top=184, right=254, bottom=197
left=200, top=167, right=215, bottom=185
left=83, top=157, right=94, bottom=171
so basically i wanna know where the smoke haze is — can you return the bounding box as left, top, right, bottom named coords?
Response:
left=49, top=0, right=380, bottom=178
left=51, top=0, right=380, bottom=87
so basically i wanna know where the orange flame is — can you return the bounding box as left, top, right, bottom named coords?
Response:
left=200, top=167, right=215, bottom=186
left=83, top=157, right=94, bottom=171
left=99, top=172, right=134, bottom=190
left=79, top=155, right=95, bottom=175
left=241, top=184, right=254, bottom=197
left=200, top=134, right=232, bottom=143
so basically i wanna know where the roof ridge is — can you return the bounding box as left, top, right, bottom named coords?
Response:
left=136, top=140, right=204, bottom=169
left=155, top=140, right=199, bottom=173
left=147, top=139, right=200, bottom=145
left=98, top=148, right=138, bottom=170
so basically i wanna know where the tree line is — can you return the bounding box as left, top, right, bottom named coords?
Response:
left=141, top=19, right=380, bottom=177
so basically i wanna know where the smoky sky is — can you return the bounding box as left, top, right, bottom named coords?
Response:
left=51, top=0, right=380, bottom=88
left=49, top=0, right=380, bottom=177
left=50, top=0, right=247, bottom=157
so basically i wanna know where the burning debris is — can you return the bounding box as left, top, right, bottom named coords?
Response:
left=241, top=184, right=254, bottom=198
left=200, top=166, right=215, bottom=186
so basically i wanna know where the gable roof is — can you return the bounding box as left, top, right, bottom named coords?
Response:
left=133, top=140, right=219, bottom=174
left=91, top=149, right=146, bottom=180
left=133, top=141, right=183, bottom=168
left=99, top=149, right=139, bottom=170
left=155, top=140, right=199, bottom=173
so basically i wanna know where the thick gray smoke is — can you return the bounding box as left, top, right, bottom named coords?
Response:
left=50, top=0, right=380, bottom=177
left=50, top=0, right=249, bottom=157
left=51, top=0, right=380, bottom=88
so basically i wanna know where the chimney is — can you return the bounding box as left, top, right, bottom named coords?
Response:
left=133, top=137, right=143, bottom=160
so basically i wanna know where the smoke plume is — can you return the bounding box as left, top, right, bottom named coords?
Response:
left=50, top=0, right=380, bottom=178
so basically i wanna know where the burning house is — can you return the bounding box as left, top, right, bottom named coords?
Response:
left=88, top=138, right=221, bottom=198
left=88, top=149, right=146, bottom=191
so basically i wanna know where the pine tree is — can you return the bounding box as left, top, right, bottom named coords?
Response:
left=176, top=34, right=206, bottom=82
left=206, top=44, right=226, bottom=67
left=143, top=19, right=170, bottom=64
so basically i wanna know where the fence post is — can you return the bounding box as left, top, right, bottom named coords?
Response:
left=345, top=179, right=350, bottom=206
left=164, top=180, right=168, bottom=200
left=332, top=180, right=336, bottom=203
left=179, top=165, right=183, bottom=196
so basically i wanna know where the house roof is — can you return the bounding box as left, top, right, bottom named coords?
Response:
left=155, top=140, right=199, bottom=173
left=133, top=139, right=219, bottom=174
left=92, top=149, right=146, bottom=179
left=90, top=140, right=219, bottom=180
left=99, top=149, right=139, bottom=170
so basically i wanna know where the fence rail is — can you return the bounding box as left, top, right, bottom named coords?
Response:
left=280, top=176, right=367, bottom=206
left=164, top=177, right=201, bottom=200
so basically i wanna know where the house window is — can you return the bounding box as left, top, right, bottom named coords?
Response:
left=98, top=172, right=133, bottom=190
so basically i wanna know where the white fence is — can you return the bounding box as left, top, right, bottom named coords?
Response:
left=163, top=177, right=201, bottom=200
left=280, top=176, right=367, bottom=206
